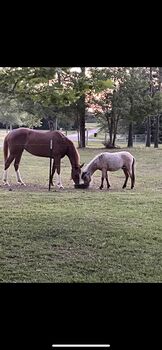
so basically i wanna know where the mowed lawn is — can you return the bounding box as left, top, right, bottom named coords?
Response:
left=0, top=136, right=162, bottom=282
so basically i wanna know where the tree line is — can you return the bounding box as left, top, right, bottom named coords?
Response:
left=0, top=67, right=162, bottom=148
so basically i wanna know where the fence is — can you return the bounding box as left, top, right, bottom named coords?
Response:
left=116, top=134, right=146, bottom=144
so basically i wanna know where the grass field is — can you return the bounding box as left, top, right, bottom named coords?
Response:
left=0, top=129, right=162, bottom=282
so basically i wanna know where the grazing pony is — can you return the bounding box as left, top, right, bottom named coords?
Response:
left=2, top=128, right=84, bottom=187
left=81, top=151, right=135, bottom=190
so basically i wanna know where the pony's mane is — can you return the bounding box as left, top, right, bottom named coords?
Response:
left=84, top=153, right=101, bottom=171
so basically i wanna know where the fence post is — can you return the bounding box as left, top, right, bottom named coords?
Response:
left=48, top=139, right=53, bottom=191
left=86, top=129, right=88, bottom=146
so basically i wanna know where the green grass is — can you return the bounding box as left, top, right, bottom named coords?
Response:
left=1, top=130, right=162, bottom=282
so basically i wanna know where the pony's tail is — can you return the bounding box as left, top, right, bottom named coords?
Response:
left=131, top=157, right=135, bottom=188
left=3, top=136, right=9, bottom=164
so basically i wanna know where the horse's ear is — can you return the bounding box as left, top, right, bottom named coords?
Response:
left=80, top=163, right=84, bottom=168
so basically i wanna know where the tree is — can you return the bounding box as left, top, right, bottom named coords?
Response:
left=153, top=67, right=162, bottom=148
left=118, top=68, right=152, bottom=147
left=145, top=67, right=152, bottom=147
left=0, top=67, right=113, bottom=147
left=0, top=67, right=83, bottom=129
left=0, top=94, right=23, bottom=130
left=86, top=68, right=130, bottom=148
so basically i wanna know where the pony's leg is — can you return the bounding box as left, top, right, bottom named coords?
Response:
left=56, top=158, right=64, bottom=189
left=127, top=159, right=135, bottom=189
left=130, top=173, right=135, bottom=189
left=106, top=172, right=111, bottom=189
left=3, top=154, right=15, bottom=185
left=100, top=168, right=106, bottom=190
left=122, top=167, right=129, bottom=188
left=14, top=151, right=26, bottom=185
left=130, top=158, right=135, bottom=189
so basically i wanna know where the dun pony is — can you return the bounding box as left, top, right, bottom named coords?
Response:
left=81, top=151, right=135, bottom=190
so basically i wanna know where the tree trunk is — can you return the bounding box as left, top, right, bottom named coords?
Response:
left=154, top=115, right=159, bottom=148
left=77, top=129, right=80, bottom=147
left=113, top=115, right=119, bottom=147
left=127, top=121, right=133, bottom=147
left=78, top=93, right=85, bottom=148
left=146, top=116, right=151, bottom=147
left=146, top=67, right=153, bottom=147
left=112, top=133, right=116, bottom=147
left=48, top=120, right=54, bottom=131
left=109, top=114, right=113, bottom=145
left=154, top=67, right=162, bottom=148
left=78, top=67, right=86, bottom=148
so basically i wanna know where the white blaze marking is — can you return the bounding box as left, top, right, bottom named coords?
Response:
left=3, top=169, right=8, bottom=182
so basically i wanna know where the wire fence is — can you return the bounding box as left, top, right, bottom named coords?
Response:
left=116, top=134, right=146, bottom=144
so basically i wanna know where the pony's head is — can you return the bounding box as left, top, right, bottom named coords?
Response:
left=71, top=163, right=84, bottom=185
left=81, top=171, right=91, bottom=186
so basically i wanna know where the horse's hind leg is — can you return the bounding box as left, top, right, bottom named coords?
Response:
left=14, top=151, right=26, bottom=185
left=122, top=167, right=129, bottom=188
left=3, top=154, right=15, bottom=185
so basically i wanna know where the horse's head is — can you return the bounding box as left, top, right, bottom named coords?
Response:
left=71, top=163, right=84, bottom=185
left=81, top=171, right=91, bottom=186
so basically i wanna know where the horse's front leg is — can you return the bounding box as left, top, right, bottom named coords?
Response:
left=50, top=159, right=56, bottom=186
left=56, top=159, right=64, bottom=189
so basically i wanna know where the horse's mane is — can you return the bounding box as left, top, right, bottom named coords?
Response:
left=66, top=138, right=80, bottom=166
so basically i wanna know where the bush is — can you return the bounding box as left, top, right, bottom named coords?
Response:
left=102, top=140, right=120, bottom=149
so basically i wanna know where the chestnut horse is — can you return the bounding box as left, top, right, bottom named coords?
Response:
left=81, top=151, right=135, bottom=190
left=2, top=128, right=84, bottom=187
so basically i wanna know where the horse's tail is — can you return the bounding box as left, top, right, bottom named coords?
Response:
left=131, top=157, right=135, bottom=188
left=3, top=136, right=9, bottom=164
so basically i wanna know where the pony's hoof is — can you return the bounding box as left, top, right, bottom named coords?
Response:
left=3, top=181, right=10, bottom=186
left=17, top=181, right=26, bottom=186
left=56, top=184, right=64, bottom=189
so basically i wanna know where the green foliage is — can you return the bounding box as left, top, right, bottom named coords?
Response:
left=1, top=66, right=161, bottom=137
left=151, top=91, right=162, bottom=114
